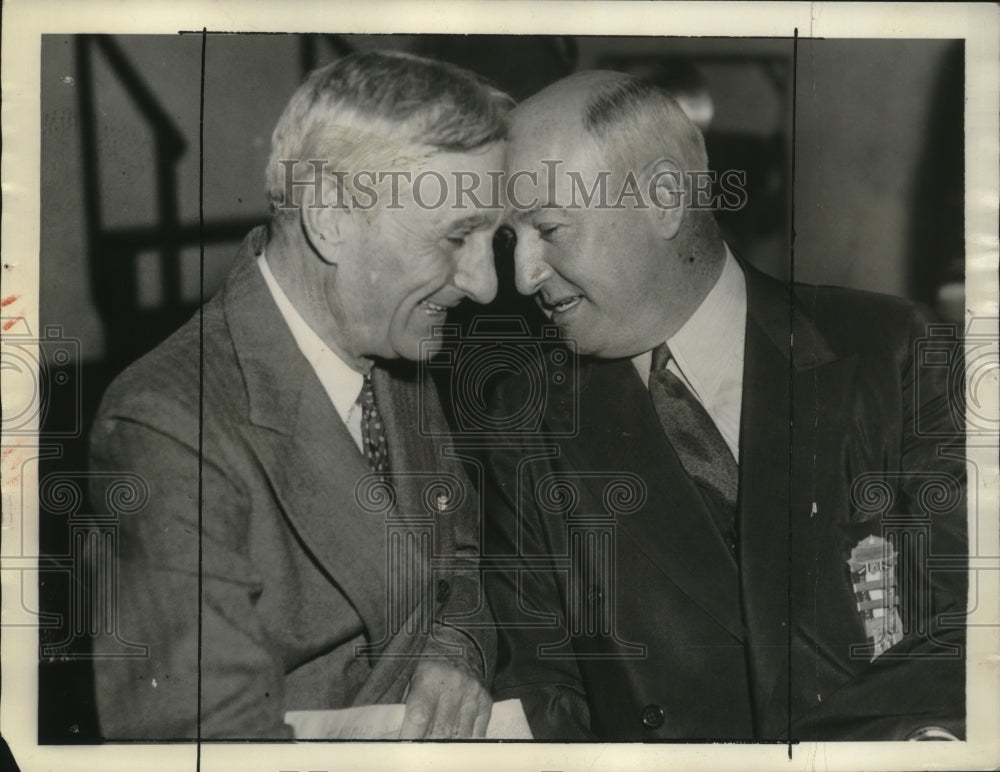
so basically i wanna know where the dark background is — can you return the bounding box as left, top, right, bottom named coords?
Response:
left=36, top=34, right=963, bottom=742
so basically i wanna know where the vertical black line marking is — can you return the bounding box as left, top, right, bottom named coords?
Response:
left=197, top=26, right=207, bottom=772
left=787, top=26, right=799, bottom=761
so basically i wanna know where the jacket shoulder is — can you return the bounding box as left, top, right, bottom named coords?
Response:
left=792, top=282, right=928, bottom=360
left=94, top=294, right=242, bottom=433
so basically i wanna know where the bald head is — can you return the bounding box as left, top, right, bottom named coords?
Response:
left=512, top=70, right=627, bottom=127
left=503, top=71, right=728, bottom=358
left=511, top=71, right=710, bottom=183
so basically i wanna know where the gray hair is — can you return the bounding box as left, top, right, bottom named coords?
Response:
left=582, top=75, right=709, bottom=176
left=582, top=75, right=721, bottom=249
left=266, top=50, right=513, bottom=215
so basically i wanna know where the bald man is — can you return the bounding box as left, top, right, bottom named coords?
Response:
left=483, top=72, right=967, bottom=741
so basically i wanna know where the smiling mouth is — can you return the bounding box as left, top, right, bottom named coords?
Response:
left=539, top=295, right=583, bottom=319
left=419, top=299, right=456, bottom=315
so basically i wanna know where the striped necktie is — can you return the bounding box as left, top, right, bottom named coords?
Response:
left=649, top=343, right=738, bottom=552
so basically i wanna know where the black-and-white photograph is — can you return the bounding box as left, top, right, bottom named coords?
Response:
left=2, top=3, right=998, bottom=771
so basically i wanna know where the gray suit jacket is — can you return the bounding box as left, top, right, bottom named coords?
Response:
left=89, top=226, right=493, bottom=739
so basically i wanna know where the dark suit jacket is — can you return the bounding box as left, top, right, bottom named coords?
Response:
left=484, top=264, right=967, bottom=741
left=89, top=227, right=493, bottom=739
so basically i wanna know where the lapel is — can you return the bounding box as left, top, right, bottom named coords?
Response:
left=737, top=263, right=859, bottom=724
left=372, top=362, right=470, bottom=559
left=222, top=227, right=390, bottom=651
left=561, top=356, right=745, bottom=641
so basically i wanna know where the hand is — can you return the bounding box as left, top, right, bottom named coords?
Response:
left=398, top=630, right=492, bottom=739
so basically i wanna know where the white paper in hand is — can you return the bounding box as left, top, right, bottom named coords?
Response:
left=284, top=698, right=532, bottom=740
left=483, top=698, right=533, bottom=739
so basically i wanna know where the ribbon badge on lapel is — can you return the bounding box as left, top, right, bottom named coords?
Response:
left=846, top=535, right=904, bottom=660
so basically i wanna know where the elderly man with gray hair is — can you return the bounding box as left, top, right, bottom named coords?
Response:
left=89, top=51, right=511, bottom=740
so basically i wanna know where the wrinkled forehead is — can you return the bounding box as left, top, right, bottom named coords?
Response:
left=505, top=119, right=612, bottom=214
left=398, top=140, right=508, bottom=220
left=423, top=140, right=507, bottom=176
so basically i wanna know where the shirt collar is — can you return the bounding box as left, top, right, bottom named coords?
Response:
left=666, top=245, right=746, bottom=406
left=257, top=252, right=364, bottom=423
left=632, top=244, right=747, bottom=405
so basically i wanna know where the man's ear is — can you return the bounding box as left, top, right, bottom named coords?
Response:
left=301, top=201, right=352, bottom=265
left=645, top=157, right=686, bottom=241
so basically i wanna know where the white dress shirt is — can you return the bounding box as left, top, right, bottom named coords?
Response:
left=257, top=253, right=366, bottom=452
left=632, top=247, right=747, bottom=462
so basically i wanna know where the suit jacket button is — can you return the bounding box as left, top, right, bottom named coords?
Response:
left=436, top=579, right=451, bottom=603
left=641, top=704, right=665, bottom=729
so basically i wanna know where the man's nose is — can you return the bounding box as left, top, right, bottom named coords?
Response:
left=513, top=237, right=552, bottom=296
left=453, top=233, right=499, bottom=304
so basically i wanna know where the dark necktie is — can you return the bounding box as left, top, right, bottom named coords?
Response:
left=648, top=343, right=738, bottom=552
left=358, top=373, right=390, bottom=473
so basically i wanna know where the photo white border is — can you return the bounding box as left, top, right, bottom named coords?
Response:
left=3, top=2, right=998, bottom=770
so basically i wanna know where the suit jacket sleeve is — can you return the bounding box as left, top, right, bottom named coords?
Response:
left=376, top=367, right=497, bottom=686
left=793, top=304, right=968, bottom=741
left=88, top=391, right=294, bottom=739
left=432, top=485, right=497, bottom=685
left=482, top=375, right=594, bottom=739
